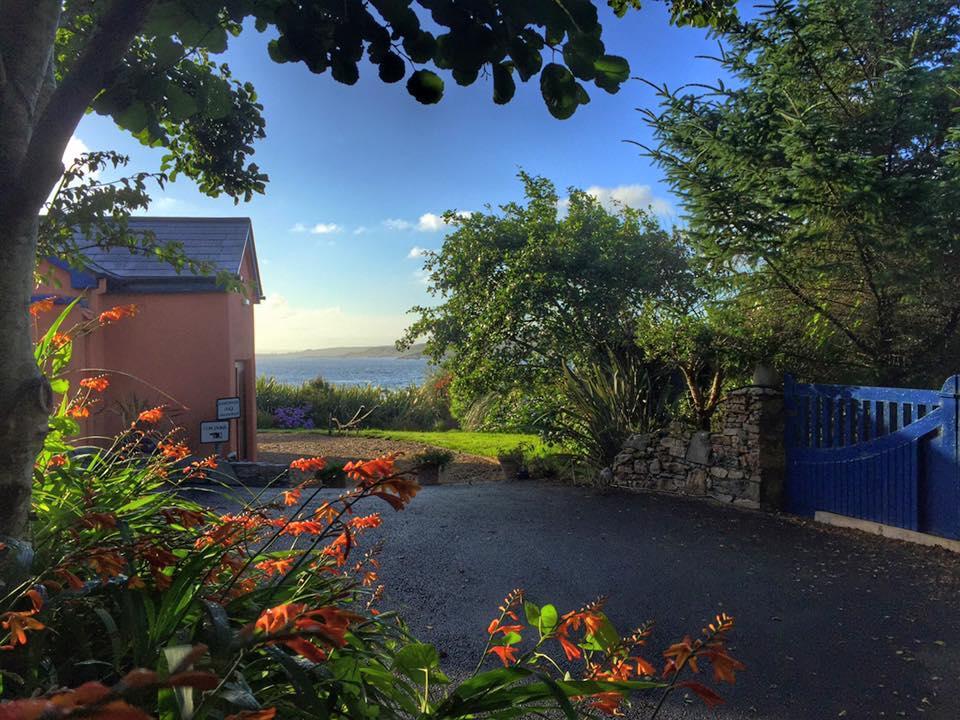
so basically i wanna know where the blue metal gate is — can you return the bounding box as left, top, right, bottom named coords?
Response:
left=784, top=375, right=960, bottom=539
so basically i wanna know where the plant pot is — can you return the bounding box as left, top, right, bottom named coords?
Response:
left=417, top=464, right=441, bottom=486
left=498, top=459, right=521, bottom=481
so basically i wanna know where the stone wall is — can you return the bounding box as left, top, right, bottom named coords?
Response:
left=610, top=386, right=785, bottom=510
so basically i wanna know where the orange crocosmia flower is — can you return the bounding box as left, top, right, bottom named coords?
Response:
left=50, top=332, right=71, bottom=348
left=705, top=648, right=745, bottom=684
left=29, top=297, right=56, bottom=316
left=255, top=603, right=307, bottom=635
left=281, top=487, right=302, bottom=506
left=79, top=375, right=110, bottom=392
left=85, top=549, right=126, bottom=579
left=487, top=644, right=519, bottom=666
left=160, top=507, right=207, bottom=528
left=348, top=513, right=382, bottom=530
left=487, top=618, right=524, bottom=637
left=67, top=404, right=90, bottom=419
left=289, top=456, right=326, bottom=473
left=55, top=567, right=84, bottom=590
left=342, top=454, right=398, bottom=483
left=136, top=406, right=164, bottom=424
left=127, top=575, right=146, bottom=590
left=256, top=557, right=296, bottom=576
left=47, top=454, right=67, bottom=469
left=1, top=611, right=45, bottom=649
left=25, top=589, right=43, bottom=614
left=79, top=512, right=117, bottom=530
left=283, top=520, right=325, bottom=537
left=589, top=692, right=625, bottom=716
left=158, top=441, right=190, bottom=461
left=97, top=303, right=138, bottom=325
left=314, top=502, right=338, bottom=524
left=361, top=570, right=378, bottom=587
left=662, top=636, right=697, bottom=677
left=676, top=681, right=725, bottom=709
left=226, top=710, right=277, bottom=720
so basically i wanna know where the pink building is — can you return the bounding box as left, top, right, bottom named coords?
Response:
left=35, top=217, right=263, bottom=460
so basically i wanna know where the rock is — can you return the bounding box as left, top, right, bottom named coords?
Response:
left=710, top=466, right=729, bottom=479
left=624, top=434, right=651, bottom=451
left=685, top=431, right=712, bottom=464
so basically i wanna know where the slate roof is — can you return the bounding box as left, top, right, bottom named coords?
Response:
left=72, top=217, right=263, bottom=297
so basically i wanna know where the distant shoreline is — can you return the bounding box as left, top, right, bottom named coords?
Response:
left=257, top=343, right=426, bottom=360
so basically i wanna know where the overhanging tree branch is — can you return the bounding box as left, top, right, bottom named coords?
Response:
left=14, top=0, right=156, bottom=213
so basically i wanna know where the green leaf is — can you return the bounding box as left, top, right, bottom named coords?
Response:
left=593, top=54, right=629, bottom=93
left=394, top=642, right=447, bottom=684
left=403, top=31, right=436, bottom=64
left=540, top=64, right=585, bottom=119
left=115, top=102, right=149, bottom=133
left=378, top=52, right=406, bottom=84
left=493, top=62, right=516, bottom=104
left=166, top=85, right=198, bottom=122
left=523, top=601, right=541, bottom=626
left=539, top=604, right=559, bottom=635
left=49, top=378, right=69, bottom=394
left=407, top=69, right=444, bottom=105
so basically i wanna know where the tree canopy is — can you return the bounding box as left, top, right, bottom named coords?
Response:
left=399, top=173, right=691, bottom=432
left=642, top=0, right=960, bottom=386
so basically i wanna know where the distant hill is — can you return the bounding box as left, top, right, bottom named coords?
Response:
left=259, top=344, right=427, bottom=360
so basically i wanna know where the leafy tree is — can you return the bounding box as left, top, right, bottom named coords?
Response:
left=635, top=298, right=757, bottom=430
left=640, top=0, right=960, bottom=387
left=399, top=173, right=691, bottom=449
left=0, top=0, right=735, bottom=544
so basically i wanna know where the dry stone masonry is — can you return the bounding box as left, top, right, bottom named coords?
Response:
left=610, top=386, right=786, bottom=510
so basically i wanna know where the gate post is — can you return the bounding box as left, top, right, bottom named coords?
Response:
left=930, top=376, right=960, bottom=537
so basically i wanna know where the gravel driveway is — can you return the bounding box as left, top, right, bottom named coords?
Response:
left=195, top=480, right=960, bottom=719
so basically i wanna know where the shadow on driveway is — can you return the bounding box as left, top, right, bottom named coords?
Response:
left=199, top=481, right=960, bottom=719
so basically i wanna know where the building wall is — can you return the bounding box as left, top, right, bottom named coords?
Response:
left=34, top=257, right=258, bottom=460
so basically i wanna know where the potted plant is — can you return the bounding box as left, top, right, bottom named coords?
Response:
left=413, top=448, right=455, bottom=485
left=496, top=444, right=527, bottom=481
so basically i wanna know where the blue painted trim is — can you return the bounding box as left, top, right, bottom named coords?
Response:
left=45, top=256, right=99, bottom=289
left=30, top=294, right=88, bottom=309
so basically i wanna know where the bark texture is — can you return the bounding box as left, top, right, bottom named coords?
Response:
left=0, top=0, right=154, bottom=541
left=0, top=214, right=54, bottom=539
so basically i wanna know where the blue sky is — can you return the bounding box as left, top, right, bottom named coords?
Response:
left=71, top=3, right=737, bottom=352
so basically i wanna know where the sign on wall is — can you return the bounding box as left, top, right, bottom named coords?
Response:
left=217, top=396, right=242, bottom=420
left=200, top=420, right=230, bottom=444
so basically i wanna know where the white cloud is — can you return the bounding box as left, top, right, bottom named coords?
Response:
left=417, top=213, right=445, bottom=232
left=385, top=211, right=473, bottom=233
left=580, top=184, right=673, bottom=216
left=255, top=294, right=412, bottom=352
left=383, top=218, right=413, bottom=231
left=290, top=222, right=342, bottom=234
left=407, top=245, right=429, bottom=259
left=353, top=226, right=369, bottom=235
left=151, top=196, right=182, bottom=212
left=62, top=135, right=92, bottom=172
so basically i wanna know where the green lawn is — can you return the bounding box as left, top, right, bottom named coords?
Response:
left=358, top=430, right=553, bottom=459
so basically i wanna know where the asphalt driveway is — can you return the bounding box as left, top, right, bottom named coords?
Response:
left=200, top=481, right=960, bottom=719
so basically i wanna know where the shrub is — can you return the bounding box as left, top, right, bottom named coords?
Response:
left=413, top=448, right=455, bottom=468
left=256, top=373, right=456, bottom=432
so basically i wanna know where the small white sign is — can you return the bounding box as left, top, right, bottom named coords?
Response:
left=217, top=396, right=241, bottom=420
left=201, top=420, right=230, bottom=444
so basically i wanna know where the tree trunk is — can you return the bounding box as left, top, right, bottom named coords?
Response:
left=0, top=210, right=53, bottom=541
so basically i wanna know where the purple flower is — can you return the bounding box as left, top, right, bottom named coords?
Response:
left=273, top=406, right=313, bottom=429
